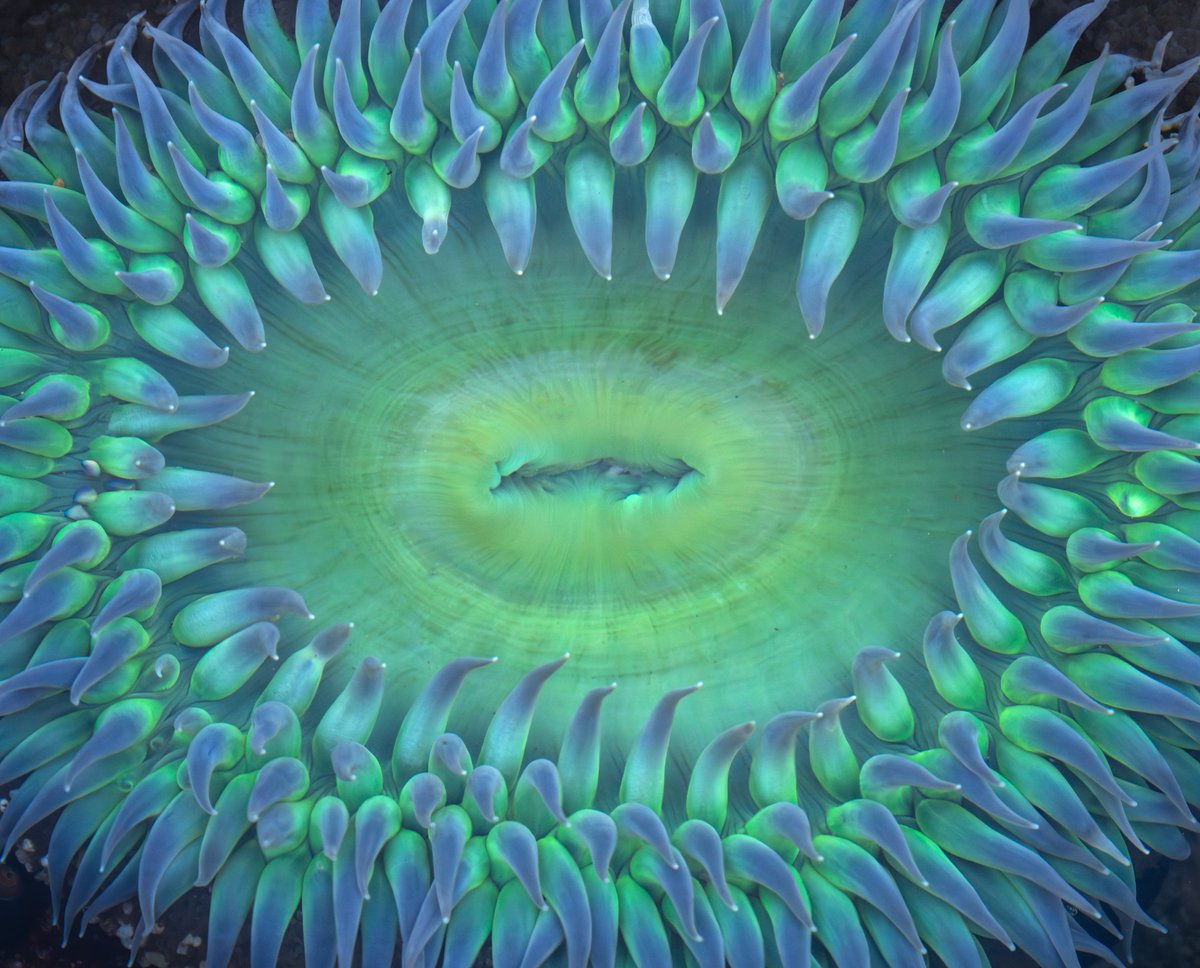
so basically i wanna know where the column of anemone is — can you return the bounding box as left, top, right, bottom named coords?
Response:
left=0, top=1, right=1199, bottom=968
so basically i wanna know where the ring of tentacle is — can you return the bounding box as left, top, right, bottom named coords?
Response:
left=3, top=1, right=1200, bottom=967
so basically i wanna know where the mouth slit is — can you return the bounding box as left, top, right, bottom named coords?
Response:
left=490, top=456, right=701, bottom=501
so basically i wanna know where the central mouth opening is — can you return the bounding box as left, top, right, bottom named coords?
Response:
left=490, top=456, right=702, bottom=502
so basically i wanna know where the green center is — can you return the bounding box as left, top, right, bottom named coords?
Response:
left=401, top=343, right=807, bottom=600
left=195, top=191, right=1018, bottom=748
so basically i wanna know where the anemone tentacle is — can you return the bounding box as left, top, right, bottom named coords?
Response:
left=2, top=1, right=1200, bottom=966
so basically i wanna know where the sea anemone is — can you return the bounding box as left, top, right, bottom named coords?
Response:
left=2, top=0, right=1200, bottom=965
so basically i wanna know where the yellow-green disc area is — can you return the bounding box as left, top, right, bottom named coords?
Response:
left=196, top=192, right=1018, bottom=750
